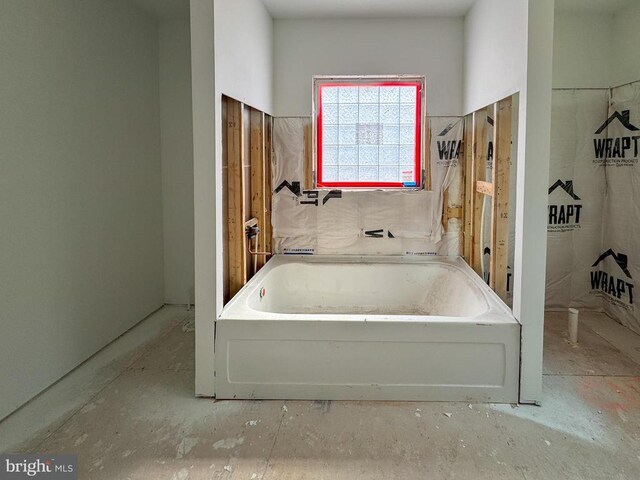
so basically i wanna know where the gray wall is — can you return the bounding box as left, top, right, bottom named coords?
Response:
left=159, top=18, right=195, bottom=305
left=0, top=0, right=164, bottom=420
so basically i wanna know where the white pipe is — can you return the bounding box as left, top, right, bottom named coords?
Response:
left=568, top=308, right=579, bottom=344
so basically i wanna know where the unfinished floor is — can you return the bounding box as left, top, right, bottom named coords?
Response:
left=1, top=306, right=639, bottom=480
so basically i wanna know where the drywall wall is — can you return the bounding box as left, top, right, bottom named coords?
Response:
left=612, top=1, right=640, bottom=87
left=214, top=0, right=273, bottom=114
left=192, top=0, right=274, bottom=396
left=512, top=0, right=555, bottom=404
left=0, top=0, right=163, bottom=420
left=159, top=18, right=195, bottom=305
left=273, top=18, right=464, bottom=117
left=464, top=0, right=555, bottom=403
left=463, top=0, right=528, bottom=114
left=552, top=12, right=613, bottom=88
left=213, top=0, right=273, bottom=313
left=190, top=0, right=217, bottom=397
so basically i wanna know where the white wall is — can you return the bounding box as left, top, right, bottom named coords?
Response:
left=0, top=0, right=164, bottom=420
left=552, top=12, right=613, bottom=88
left=190, top=0, right=217, bottom=397
left=612, top=1, right=640, bottom=87
left=214, top=0, right=274, bottom=114
left=274, top=17, right=464, bottom=117
left=463, top=0, right=528, bottom=114
left=159, top=18, right=195, bottom=305
left=464, top=0, right=555, bottom=403
left=192, top=0, right=274, bottom=396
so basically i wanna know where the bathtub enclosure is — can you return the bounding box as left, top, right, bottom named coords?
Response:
left=217, top=255, right=520, bottom=402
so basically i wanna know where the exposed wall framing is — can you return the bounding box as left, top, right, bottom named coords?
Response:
left=222, top=95, right=273, bottom=303
left=462, top=96, right=513, bottom=303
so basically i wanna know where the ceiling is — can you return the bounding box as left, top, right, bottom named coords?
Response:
left=261, top=0, right=476, bottom=19
left=129, top=0, right=189, bottom=20
left=555, top=0, right=636, bottom=13
left=127, top=0, right=637, bottom=22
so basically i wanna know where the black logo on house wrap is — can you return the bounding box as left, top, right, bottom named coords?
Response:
left=593, top=110, right=640, bottom=167
left=274, top=180, right=342, bottom=206
left=547, top=180, right=582, bottom=232
left=590, top=249, right=634, bottom=308
left=435, top=120, right=462, bottom=167
left=362, top=229, right=395, bottom=238
left=481, top=247, right=512, bottom=294
left=1, top=454, right=77, bottom=479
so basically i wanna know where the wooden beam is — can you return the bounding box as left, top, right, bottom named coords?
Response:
left=489, top=97, right=512, bottom=300
left=471, top=108, right=488, bottom=275
left=476, top=180, right=494, bottom=196
left=463, top=115, right=473, bottom=263
left=250, top=109, right=266, bottom=270
left=424, top=117, right=432, bottom=190
left=226, top=98, right=246, bottom=298
left=447, top=206, right=463, bottom=219
left=303, top=121, right=313, bottom=189
left=264, top=115, right=273, bottom=256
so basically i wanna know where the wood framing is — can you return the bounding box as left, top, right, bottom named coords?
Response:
left=223, top=96, right=274, bottom=303
left=489, top=97, right=512, bottom=301
left=463, top=115, right=473, bottom=263
left=476, top=180, right=494, bottom=196
left=264, top=115, right=273, bottom=257
left=462, top=96, right=513, bottom=303
left=470, top=108, right=488, bottom=275
left=424, top=117, right=432, bottom=191
left=303, top=122, right=313, bottom=189
left=250, top=109, right=267, bottom=270
left=226, top=97, right=246, bottom=299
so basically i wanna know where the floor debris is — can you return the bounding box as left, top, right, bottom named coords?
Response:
left=444, top=412, right=452, bottom=418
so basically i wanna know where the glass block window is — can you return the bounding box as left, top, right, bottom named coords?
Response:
left=315, top=78, right=423, bottom=189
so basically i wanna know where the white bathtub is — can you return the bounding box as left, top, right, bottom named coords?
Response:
left=216, top=255, right=520, bottom=402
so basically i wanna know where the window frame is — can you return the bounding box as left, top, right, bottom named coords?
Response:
left=312, top=75, right=426, bottom=190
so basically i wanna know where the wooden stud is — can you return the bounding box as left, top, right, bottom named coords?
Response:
left=489, top=97, right=512, bottom=300
left=471, top=108, right=488, bottom=275
left=447, top=206, right=463, bottom=219
left=226, top=98, right=247, bottom=298
left=463, top=115, right=473, bottom=263
left=423, top=117, right=431, bottom=190
left=303, top=121, right=314, bottom=189
left=264, top=115, right=273, bottom=256
left=250, top=109, right=266, bottom=270
left=476, top=180, right=494, bottom=196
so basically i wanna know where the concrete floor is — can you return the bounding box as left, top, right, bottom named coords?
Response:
left=2, top=307, right=639, bottom=479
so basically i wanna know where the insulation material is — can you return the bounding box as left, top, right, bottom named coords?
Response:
left=600, top=82, right=640, bottom=334
left=546, top=90, right=608, bottom=311
left=272, top=117, right=462, bottom=257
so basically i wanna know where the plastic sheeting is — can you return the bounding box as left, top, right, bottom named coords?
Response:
left=601, top=82, right=640, bottom=334
left=272, top=116, right=464, bottom=257
left=546, top=82, right=640, bottom=334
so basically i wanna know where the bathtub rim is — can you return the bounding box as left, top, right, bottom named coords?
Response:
left=219, top=255, right=517, bottom=325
